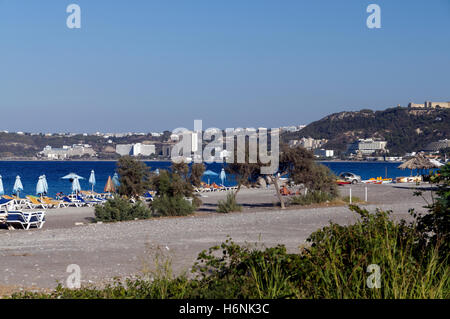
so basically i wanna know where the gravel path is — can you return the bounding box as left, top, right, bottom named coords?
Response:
left=0, top=184, right=433, bottom=291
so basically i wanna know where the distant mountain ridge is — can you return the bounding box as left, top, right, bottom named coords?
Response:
left=283, top=107, right=450, bottom=155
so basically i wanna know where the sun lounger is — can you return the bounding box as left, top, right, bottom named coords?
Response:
left=0, top=198, right=15, bottom=210
left=62, top=196, right=82, bottom=207
left=76, top=195, right=101, bottom=207
left=42, top=197, right=67, bottom=208
left=142, top=192, right=154, bottom=201
left=6, top=211, right=45, bottom=230
left=3, top=195, right=28, bottom=209
left=0, top=210, right=7, bottom=224
left=26, top=196, right=49, bottom=209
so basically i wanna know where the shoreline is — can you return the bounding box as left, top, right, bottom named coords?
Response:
left=0, top=158, right=404, bottom=164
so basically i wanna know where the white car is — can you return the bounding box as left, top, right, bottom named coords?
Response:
left=338, top=172, right=362, bottom=184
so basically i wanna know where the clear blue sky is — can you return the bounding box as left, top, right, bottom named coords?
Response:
left=0, top=0, right=449, bottom=133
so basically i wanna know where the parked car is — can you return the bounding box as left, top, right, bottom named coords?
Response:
left=338, top=172, right=361, bottom=184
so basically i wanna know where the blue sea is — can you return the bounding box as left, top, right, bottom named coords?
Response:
left=0, top=161, right=428, bottom=197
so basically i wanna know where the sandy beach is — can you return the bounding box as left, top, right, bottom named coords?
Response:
left=0, top=183, right=433, bottom=293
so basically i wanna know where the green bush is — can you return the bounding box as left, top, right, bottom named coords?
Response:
left=216, top=192, right=242, bottom=213
left=289, top=190, right=335, bottom=206
left=151, top=195, right=195, bottom=217
left=94, top=197, right=152, bottom=222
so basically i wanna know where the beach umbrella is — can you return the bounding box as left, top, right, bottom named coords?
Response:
left=36, top=175, right=46, bottom=197
left=13, top=175, right=24, bottom=197
left=219, top=168, right=226, bottom=186
left=398, top=154, right=436, bottom=175
left=154, top=169, right=160, bottom=176
left=42, top=175, right=48, bottom=194
left=104, top=176, right=116, bottom=193
left=203, top=170, right=219, bottom=185
left=0, top=175, right=4, bottom=196
left=72, top=177, right=81, bottom=194
left=112, top=173, right=120, bottom=187
left=89, top=170, right=96, bottom=192
left=61, top=173, right=85, bottom=180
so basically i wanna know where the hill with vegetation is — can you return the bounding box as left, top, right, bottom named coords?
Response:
left=283, top=107, right=450, bottom=156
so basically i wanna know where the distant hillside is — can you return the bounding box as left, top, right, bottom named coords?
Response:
left=283, top=107, right=450, bottom=155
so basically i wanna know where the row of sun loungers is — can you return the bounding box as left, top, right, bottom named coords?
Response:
left=1, top=194, right=108, bottom=211
left=194, top=183, right=238, bottom=193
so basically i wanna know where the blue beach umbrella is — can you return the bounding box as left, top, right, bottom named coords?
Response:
left=112, top=173, right=120, bottom=187
left=219, top=168, right=226, bottom=186
left=203, top=170, right=219, bottom=185
left=0, top=175, right=4, bottom=196
left=89, top=170, right=96, bottom=192
left=36, top=176, right=46, bottom=196
left=13, top=175, right=24, bottom=197
left=72, top=177, right=81, bottom=194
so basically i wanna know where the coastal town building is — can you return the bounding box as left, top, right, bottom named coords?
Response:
left=347, top=139, right=388, bottom=155
left=424, top=139, right=450, bottom=152
left=39, top=144, right=96, bottom=159
left=115, top=143, right=156, bottom=157
left=314, top=149, right=334, bottom=158
left=288, top=137, right=328, bottom=150
left=408, top=101, right=450, bottom=109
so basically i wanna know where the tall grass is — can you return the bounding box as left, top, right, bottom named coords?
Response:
left=217, top=192, right=242, bottom=213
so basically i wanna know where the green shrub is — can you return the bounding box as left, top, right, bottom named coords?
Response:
left=94, top=197, right=152, bottom=222
left=289, top=190, right=335, bottom=206
left=216, top=192, right=242, bottom=213
left=151, top=195, right=195, bottom=217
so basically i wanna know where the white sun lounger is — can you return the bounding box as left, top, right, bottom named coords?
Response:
left=6, top=211, right=46, bottom=230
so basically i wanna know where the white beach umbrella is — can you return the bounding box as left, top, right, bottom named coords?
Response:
left=36, top=175, right=46, bottom=196
left=13, top=175, right=24, bottom=197
left=42, top=175, right=48, bottom=194
left=89, top=170, right=96, bottom=192
left=72, top=177, right=81, bottom=194
left=219, top=168, right=226, bottom=185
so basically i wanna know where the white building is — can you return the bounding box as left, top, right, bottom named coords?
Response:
left=347, top=139, right=388, bottom=155
left=314, top=149, right=334, bottom=158
left=289, top=137, right=328, bottom=150
left=116, top=143, right=155, bottom=157
left=39, top=144, right=96, bottom=159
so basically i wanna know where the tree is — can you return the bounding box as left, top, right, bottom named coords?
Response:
left=227, top=143, right=337, bottom=210
left=190, top=163, right=205, bottom=187
left=171, top=161, right=189, bottom=182
left=151, top=168, right=201, bottom=216
left=116, top=156, right=152, bottom=198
